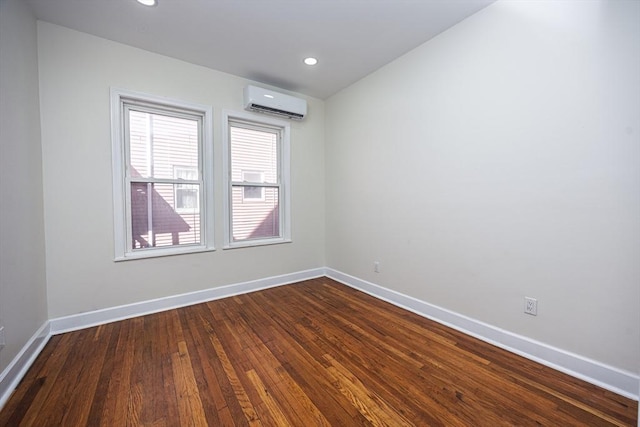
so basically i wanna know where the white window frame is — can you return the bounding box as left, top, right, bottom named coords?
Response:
left=222, top=110, right=291, bottom=249
left=111, top=88, right=214, bottom=260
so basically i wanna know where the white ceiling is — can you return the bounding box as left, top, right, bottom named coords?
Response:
left=26, top=0, right=495, bottom=99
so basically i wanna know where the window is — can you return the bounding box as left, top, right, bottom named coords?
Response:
left=111, top=88, right=214, bottom=260
left=241, top=170, right=265, bottom=201
left=174, top=166, right=200, bottom=212
left=223, top=111, right=290, bottom=248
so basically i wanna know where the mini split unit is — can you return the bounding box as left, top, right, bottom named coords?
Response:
left=243, top=85, right=307, bottom=120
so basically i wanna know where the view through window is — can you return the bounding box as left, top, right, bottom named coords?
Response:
left=127, top=108, right=202, bottom=249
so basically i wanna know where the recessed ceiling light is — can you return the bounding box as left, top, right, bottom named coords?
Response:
left=136, top=0, right=157, bottom=6
left=304, top=57, right=318, bottom=66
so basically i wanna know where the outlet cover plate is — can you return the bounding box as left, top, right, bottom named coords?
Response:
left=524, top=297, right=538, bottom=316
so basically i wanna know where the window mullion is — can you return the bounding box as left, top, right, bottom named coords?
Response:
left=147, top=114, right=154, bottom=179
left=230, top=182, right=279, bottom=188
left=147, top=182, right=154, bottom=247
left=130, top=177, right=197, bottom=184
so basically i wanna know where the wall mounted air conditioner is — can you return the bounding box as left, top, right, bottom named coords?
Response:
left=243, top=85, right=307, bottom=120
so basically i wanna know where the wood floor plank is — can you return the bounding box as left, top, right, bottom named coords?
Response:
left=240, top=316, right=329, bottom=426
left=322, top=353, right=416, bottom=427
left=177, top=307, right=228, bottom=426
left=171, top=341, right=207, bottom=426
left=196, top=305, right=252, bottom=426
left=85, top=322, right=120, bottom=426
left=0, top=278, right=637, bottom=426
left=209, top=333, right=261, bottom=426
left=245, top=369, right=292, bottom=427
left=61, top=322, right=113, bottom=426
left=100, top=318, right=136, bottom=427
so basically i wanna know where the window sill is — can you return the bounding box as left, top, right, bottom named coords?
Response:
left=115, top=245, right=215, bottom=262
left=223, top=238, right=292, bottom=250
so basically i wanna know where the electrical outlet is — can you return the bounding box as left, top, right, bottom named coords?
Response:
left=524, top=297, right=538, bottom=316
left=0, top=326, right=5, bottom=351
left=374, top=261, right=380, bottom=273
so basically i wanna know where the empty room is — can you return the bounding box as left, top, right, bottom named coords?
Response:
left=1, top=0, right=638, bottom=425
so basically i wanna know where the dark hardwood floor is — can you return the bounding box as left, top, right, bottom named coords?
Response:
left=0, top=278, right=637, bottom=426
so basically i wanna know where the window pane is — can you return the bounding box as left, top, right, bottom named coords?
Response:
left=129, top=110, right=199, bottom=179
left=230, top=126, right=277, bottom=184
left=242, top=171, right=263, bottom=183
left=241, top=170, right=264, bottom=201
left=175, top=167, right=198, bottom=181
left=129, top=111, right=151, bottom=177
left=174, top=166, right=200, bottom=212
left=231, top=186, right=279, bottom=241
left=176, top=184, right=199, bottom=210
left=243, top=186, right=263, bottom=200
left=131, top=182, right=201, bottom=249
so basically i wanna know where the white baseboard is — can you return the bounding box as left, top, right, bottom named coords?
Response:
left=50, top=268, right=325, bottom=334
left=325, top=268, right=640, bottom=401
left=0, top=321, right=51, bottom=410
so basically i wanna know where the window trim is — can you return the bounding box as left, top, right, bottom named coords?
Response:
left=110, top=88, right=214, bottom=261
left=222, top=110, right=291, bottom=249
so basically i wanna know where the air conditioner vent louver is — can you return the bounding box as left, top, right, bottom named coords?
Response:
left=247, top=103, right=305, bottom=120
left=243, top=85, right=307, bottom=120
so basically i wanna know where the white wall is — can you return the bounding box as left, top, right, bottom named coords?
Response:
left=326, top=0, right=639, bottom=374
left=37, top=22, right=325, bottom=318
left=0, top=0, right=49, bottom=372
